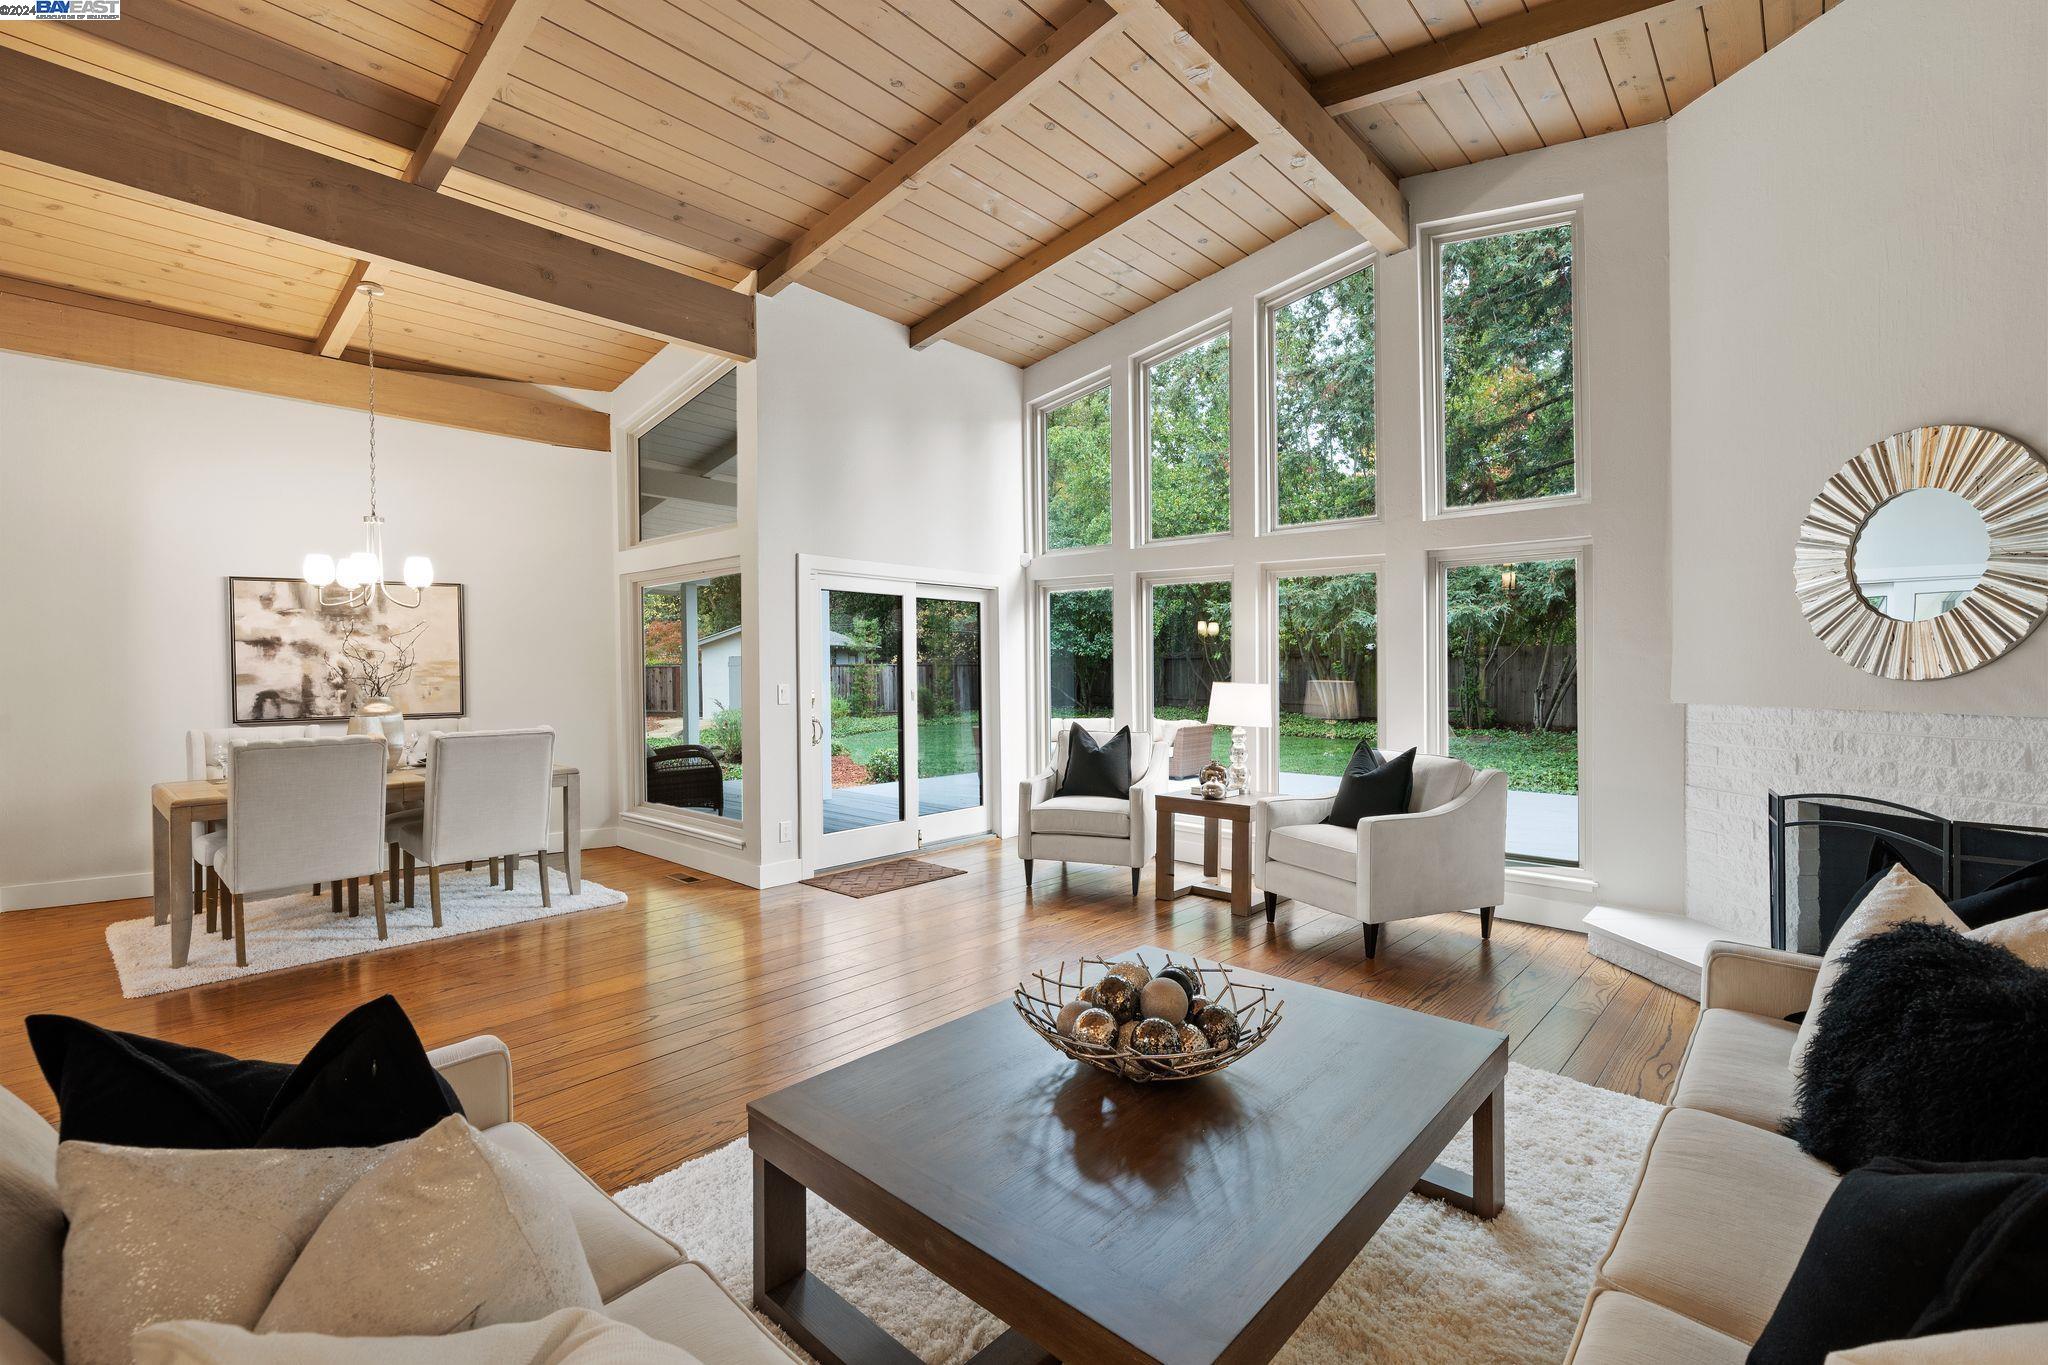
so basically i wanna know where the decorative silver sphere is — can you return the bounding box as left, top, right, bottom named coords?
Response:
left=1056, top=1000, right=1089, bottom=1037
left=1194, top=1003, right=1240, bottom=1050
left=1103, top=961, right=1153, bottom=991
left=1176, top=1023, right=1209, bottom=1055
left=1130, top=1017, right=1181, bottom=1056
left=1070, top=1007, right=1117, bottom=1048
left=1092, top=973, right=1141, bottom=1022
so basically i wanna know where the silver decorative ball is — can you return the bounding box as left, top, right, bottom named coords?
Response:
left=1194, top=1003, right=1241, bottom=1050
left=1186, top=994, right=1211, bottom=1019
left=1176, top=1023, right=1209, bottom=1055
left=1116, top=1020, right=1142, bottom=1052
left=1138, top=978, right=1189, bottom=1025
left=1056, top=1000, right=1089, bottom=1037
left=1071, top=1007, right=1117, bottom=1048
left=1103, top=961, right=1153, bottom=991
left=1092, top=973, right=1141, bottom=1022
left=1131, top=1018, right=1180, bottom=1056
left=1079, top=985, right=1097, bottom=1004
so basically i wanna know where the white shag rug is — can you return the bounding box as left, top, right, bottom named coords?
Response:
left=617, top=1062, right=1657, bottom=1364
left=107, top=863, right=626, bottom=997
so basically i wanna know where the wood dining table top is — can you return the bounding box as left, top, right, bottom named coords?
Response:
left=151, top=763, right=580, bottom=817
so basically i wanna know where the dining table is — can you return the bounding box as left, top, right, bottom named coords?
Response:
left=148, top=764, right=581, bottom=968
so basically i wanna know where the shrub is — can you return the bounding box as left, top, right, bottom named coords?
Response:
left=701, top=705, right=743, bottom=762
left=866, top=746, right=900, bottom=784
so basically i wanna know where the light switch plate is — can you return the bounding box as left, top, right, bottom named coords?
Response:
left=778, top=820, right=794, bottom=843
left=776, top=683, right=792, bottom=705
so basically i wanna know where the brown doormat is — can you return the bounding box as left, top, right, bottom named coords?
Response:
left=801, top=858, right=967, bottom=898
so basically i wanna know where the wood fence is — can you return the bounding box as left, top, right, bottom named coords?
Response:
left=1450, top=646, right=1578, bottom=729
left=829, top=662, right=980, bottom=715
left=645, top=665, right=683, bottom=717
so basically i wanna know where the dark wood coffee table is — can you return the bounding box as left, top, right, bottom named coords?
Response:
left=747, top=946, right=1508, bottom=1365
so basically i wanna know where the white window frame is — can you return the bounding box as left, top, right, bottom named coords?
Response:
left=1028, top=369, right=1114, bottom=559
left=1259, top=555, right=1385, bottom=795
left=1422, top=201, right=1587, bottom=522
left=1136, top=568, right=1236, bottom=752
left=1034, top=575, right=1116, bottom=772
left=1135, top=316, right=1234, bottom=549
left=1258, top=243, right=1381, bottom=536
left=625, top=359, right=741, bottom=551
left=620, top=556, right=747, bottom=847
left=1426, top=537, right=1589, bottom=869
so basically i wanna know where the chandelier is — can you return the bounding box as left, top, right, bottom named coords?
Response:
left=302, top=283, right=432, bottom=609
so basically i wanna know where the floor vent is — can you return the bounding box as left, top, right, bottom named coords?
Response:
left=667, top=872, right=702, bottom=885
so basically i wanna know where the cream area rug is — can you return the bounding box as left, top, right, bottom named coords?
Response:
left=617, top=1062, right=1658, bottom=1364
left=107, top=862, right=626, bottom=998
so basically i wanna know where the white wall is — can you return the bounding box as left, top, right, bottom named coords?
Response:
left=1667, top=0, right=2048, bottom=714
left=0, top=354, right=620, bottom=910
left=1022, top=126, right=1685, bottom=923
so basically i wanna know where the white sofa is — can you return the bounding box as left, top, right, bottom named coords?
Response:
left=1253, top=755, right=1507, bottom=957
left=0, top=1037, right=797, bottom=1364
left=1017, top=718, right=1184, bottom=895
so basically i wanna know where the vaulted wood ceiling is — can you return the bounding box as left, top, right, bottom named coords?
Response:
left=0, top=0, right=1842, bottom=430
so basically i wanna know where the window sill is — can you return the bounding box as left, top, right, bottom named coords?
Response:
left=1505, top=864, right=1596, bottom=893
left=622, top=808, right=746, bottom=849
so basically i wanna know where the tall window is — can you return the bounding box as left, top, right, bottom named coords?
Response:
left=1046, top=586, right=1113, bottom=737
left=1273, top=263, right=1375, bottom=525
left=1146, top=330, right=1231, bottom=540
left=1438, top=221, right=1575, bottom=509
left=640, top=571, right=742, bottom=823
left=637, top=370, right=738, bottom=542
left=1273, top=571, right=1377, bottom=794
left=1043, top=385, right=1111, bottom=551
left=1149, top=580, right=1232, bottom=775
left=1445, top=558, right=1578, bottom=864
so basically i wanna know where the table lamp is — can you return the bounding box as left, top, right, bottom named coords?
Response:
left=1205, top=682, right=1271, bottom=795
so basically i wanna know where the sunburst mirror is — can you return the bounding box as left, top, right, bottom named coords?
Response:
left=1795, top=424, right=2048, bottom=681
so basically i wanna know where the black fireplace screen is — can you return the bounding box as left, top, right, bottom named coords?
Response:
left=1768, top=792, right=2048, bottom=952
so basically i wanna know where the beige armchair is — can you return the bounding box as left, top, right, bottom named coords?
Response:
left=1254, top=755, right=1507, bottom=957
left=1017, top=719, right=1185, bottom=895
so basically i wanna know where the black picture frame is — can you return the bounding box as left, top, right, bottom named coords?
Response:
left=226, top=576, right=467, bottom=726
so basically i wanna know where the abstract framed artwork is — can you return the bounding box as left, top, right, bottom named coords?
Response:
left=226, top=577, right=466, bottom=724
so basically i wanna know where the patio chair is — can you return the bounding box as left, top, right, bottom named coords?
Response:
left=647, top=743, right=725, bottom=816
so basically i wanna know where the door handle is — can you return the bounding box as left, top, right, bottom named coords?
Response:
left=810, top=715, right=823, bottom=747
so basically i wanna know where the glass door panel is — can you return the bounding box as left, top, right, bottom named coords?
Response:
left=821, top=589, right=906, bottom=843
left=915, top=597, right=982, bottom=818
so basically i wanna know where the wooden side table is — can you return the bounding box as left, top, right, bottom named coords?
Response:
left=1154, top=790, right=1259, bottom=915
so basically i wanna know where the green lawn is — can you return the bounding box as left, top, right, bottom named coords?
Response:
left=1155, top=711, right=1580, bottom=795
left=835, top=711, right=981, bottom=780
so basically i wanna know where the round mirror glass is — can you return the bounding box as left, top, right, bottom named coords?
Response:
left=1852, top=488, right=1991, bottom=622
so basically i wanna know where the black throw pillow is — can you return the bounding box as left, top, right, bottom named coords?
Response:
left=1786, top=922, right=2048, bottom=1171
left=1056, top=723, right=1133, bottom=799
left=27, top=994, right=460, bottom=1150
left=1748, top=1156, right=2048, bottom=1365
left=1325, top=747, right=1415, bottom=829
left=1951, top=856, right=2048, bottom=931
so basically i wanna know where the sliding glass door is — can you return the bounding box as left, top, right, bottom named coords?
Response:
left=808, top=575, right=993, bottom=868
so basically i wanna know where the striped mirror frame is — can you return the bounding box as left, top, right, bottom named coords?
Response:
left=1795, top=425, right=2048, bottom=681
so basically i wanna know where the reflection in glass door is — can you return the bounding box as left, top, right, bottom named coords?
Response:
left=915, top=594, right=984, bottom=838
left=821, top=589, right=905, bottom=847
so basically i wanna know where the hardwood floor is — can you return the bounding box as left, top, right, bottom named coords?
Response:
left=0, top=841, right=1697, bottom=1193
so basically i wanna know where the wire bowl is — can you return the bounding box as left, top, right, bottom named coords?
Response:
left=1013, top=955, right=1283, bottom=1082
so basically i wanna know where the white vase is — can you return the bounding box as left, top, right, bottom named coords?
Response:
left=350, top=695, right=406, bottom=770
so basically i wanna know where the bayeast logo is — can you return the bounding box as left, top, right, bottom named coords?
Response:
left=0, top=0, right=122, bottom=18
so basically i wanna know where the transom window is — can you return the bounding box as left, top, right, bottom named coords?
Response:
left=1435, top=218, right=1577, bottom=510
left=1272, top=262, right=1375, bottom=526
left=1144, top=329, right=1231, bottom=541
left=1041, top=384, right=1111, bottom=551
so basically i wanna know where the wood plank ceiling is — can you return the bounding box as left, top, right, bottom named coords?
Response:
left=0, top=0, right=1843, bottom=397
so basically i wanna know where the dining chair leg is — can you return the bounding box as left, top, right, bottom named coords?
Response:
left=464, top=860, right=473, bottom=871
left=232, top=894, right=248, bottom=967
left=505, top=853, right=519, bottom=888
left=190, top=860, right=203, bottom=909
left=347, top=877, right=360, bottom=918
left=404, top=851, right=417, bottom=907
left=205, top=868, right=220, bottom=935
left=489, top=855, right=501, bottom=885
left=428, top=864, right=443, bottom=928
left=537, top=851, right=551, bottom=907
left=389, top=844, right=401, bottom=900
left=312, top=883, right=321, bottom=895
left=371, top=873, right=388, bottom=941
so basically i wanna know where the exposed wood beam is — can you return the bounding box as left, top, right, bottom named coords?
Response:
left=756, top=0, right=1120, bottom=298
left=0, top=49, right=755, bottom=360
left=638, top=465, right=739, bottom=507
left=407, top=0, right=553, bottom=189
left=0, top=278, right=610, bottom=450
left=910, top=130, right=1259, bottom=350
left=0, top=274, right=311, bottom=351
left=1311, top=0, right=1701, bottom=116
left=313, top=258, right=391, bottom=358
left=1116, top=0, right=1407, bottom=254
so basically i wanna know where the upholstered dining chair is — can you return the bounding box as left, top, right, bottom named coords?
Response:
left=1016, top=719, right=1185, bottom=895
left=386, top=727, right=557, bottom=924
left=209, top=735, right=391, bottom=966
left=184, top=725, right=315, bottom=934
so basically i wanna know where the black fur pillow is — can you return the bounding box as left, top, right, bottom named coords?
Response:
left=1787, top=921, right=2048, bottom=1171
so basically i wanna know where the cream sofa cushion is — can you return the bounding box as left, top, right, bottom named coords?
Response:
left=481, top=1123, right=682, bottom=1301
left=0, top=1087, right=61, bottom=1362
left=133, top=1308, right=701, bottom=1364
left=1266, top=823, right=1357, bottom=881
left=1671, top=1009, right=1799, bottom=1131
left=1569, top=1290, right=1747, bottom=1364
left=1030, top=795, right=1130, bottom=838
left=1793, top=867, right=1964, bottom=1077
left=1826, top=1323, right=2048, bottom=1363
left=1968, top=908, right=2048, bottom=967
left=604, top=1265, right=804, bottom=1365
left=260, top=1117, right=600, bottom=1334
left=1596, top=1107, right=1837, bottom=1342
left=56, top=1138, right=389, bottom=1365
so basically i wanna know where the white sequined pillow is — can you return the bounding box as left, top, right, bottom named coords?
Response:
left=56, top=1139, right=390, bottom=1365
left=257, top=1116, right=600, bottom=1334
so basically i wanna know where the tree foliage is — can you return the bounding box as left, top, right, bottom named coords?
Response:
left=1151, top=580, right=1230, bottom=711
left=1148, top=332, right=1230, bottom=539
left=1446, top=560, right=1576, bottom=734
left=1275, top=266, right=1375, bottom=525
left=1048, top=587, right=1112, bottom=715
left=1441, top=224, right=1575, bottom=507
left=641, top=573, right=741, bottom=666
left=1044, top=387, right=1111, bottom=550
left=1276, top=572, right=1377, bottom=710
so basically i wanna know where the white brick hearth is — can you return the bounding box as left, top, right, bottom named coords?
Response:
left=1685, top=704, right=2048, bottom=943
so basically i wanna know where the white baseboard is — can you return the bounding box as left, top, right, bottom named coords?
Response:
left=2, top=825, right=622, bottom=913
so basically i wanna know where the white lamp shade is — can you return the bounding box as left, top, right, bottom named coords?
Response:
left=346, top=551, right=380, bottom=586
left=333, top=554, right=364, bottom=589
left=302, top=553, right=336, bottom=587
left=402, top=556, right=434, bottom=589
left=1205, top=681, right=1272, bottom=728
